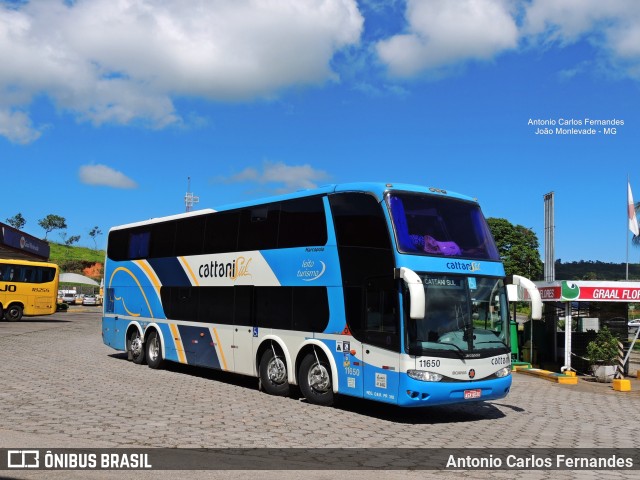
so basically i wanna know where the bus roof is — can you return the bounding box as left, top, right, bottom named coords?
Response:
left=213, top=182, right=478, bottom=211
left=0, top=258, right=59, bottom=269
left=109, top=182, right=478, bottom=231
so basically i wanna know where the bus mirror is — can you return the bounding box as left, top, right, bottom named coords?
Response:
left=505, top=274, right=542, bottom=320
left=396, top=267, right=425, bottom=320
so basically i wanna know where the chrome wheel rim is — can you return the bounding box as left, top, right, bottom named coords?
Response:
left=308, top=362, right=331, bottom=393
left=148, top=337, right=160, bottom=362
left=130, top=335, right=143, bottom=359
left=267, top=356, right=287, bottom=384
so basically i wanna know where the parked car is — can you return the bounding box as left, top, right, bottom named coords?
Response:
left=62, top=292, right=76, bottom=304
left=82, top=295, right=98, bottom=306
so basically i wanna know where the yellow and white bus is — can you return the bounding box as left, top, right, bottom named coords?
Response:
left=0, top=259, right=60, bottom=321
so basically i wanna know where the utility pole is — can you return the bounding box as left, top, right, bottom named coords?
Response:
left=543, top=192, right=555, bottom=282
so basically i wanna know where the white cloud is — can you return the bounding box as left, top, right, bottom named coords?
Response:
left=376, top=0, right=518, bottom=77
left=0, top=0, right=363, bottom=143
left=79, top=164, right=138, bottom=189
left=0, top=108, right=41, bottom=144
left=523, top=0, right=640, bottom=62
left=375, top=0, right=640, bottom=80
left=221, top=161, right=330, bottom=193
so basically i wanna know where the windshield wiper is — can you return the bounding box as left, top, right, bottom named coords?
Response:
left=477, top=339, right=509, bottom=349
left=438, top=342, right=465, bottom=359
left=462, top=323, right=474, bottom=351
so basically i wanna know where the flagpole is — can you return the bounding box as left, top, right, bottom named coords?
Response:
left=628, top=174, right=630, bottom=281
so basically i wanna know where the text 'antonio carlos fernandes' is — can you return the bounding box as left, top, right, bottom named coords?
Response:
left=446, top=454, right=634, bottom=470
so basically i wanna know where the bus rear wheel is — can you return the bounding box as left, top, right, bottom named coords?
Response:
left=259, top=348, right=290, bottom=396
left=127, top=329, right=145, bottom=364
left=299, top=351, right=334, bottom=406
left=5, top=305, right=23, bottom=322
left=146, top=330, right=164, bottom=369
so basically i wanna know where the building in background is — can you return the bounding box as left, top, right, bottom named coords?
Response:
left=0, top=223, right=50, bottom=261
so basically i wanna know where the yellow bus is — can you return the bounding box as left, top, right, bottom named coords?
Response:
left=0, top=259, right=60, bottom=321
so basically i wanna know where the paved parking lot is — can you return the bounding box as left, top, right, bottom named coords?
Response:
left=2, top=309, right=640, bottom=479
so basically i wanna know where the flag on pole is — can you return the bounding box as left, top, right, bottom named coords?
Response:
left=628, top=181, right=639, bottom=236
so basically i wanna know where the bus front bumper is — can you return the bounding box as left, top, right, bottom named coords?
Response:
left=397, top=374, right=512, bottom=407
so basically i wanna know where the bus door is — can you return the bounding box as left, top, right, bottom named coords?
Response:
left=232, top=286, right=255, bottom=376
left=362, top=279, right=400, bottom=404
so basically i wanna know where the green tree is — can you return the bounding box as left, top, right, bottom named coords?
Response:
left=487, top=217, right=543, bottom=279
left=59, top=231, right=81, bottom=247
left=6, top=213, right=26, bottom=230
left=38, top=214, right=67, bottom=240
left=88, top=226, right=102, bottom=250
left=65, top=235, right=81, bottom=247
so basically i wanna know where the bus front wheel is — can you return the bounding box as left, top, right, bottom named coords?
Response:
left=259, top=348, right=290, bottom=396
left=127, top=329, right=145, bottom=365
left=146, top=330, right=164, bottom=369
left=299, top=352, right=334, bottom=406
left=5, top=304, right=23, bottom=322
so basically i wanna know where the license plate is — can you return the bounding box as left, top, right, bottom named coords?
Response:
left=464, top=389, right=482, bottom=400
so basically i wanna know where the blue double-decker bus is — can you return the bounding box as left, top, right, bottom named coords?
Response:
left=102, top=182, right=532, bottom=407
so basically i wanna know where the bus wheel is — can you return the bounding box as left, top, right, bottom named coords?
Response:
left=299, top=352, right=334, bottom=406
left=146, top=330, right=164, bottom=369
left=127, top=329, right=145, bottom=364
left=5, top=305, right=23, bottom=322
left=259, top=348, right=290, bottom=396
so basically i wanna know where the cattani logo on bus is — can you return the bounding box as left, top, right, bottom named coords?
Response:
left=446, top=261, right=480, bottom=272
left=187, top=252, right=280, bottom=286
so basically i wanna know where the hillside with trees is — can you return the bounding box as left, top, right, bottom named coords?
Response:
left=554, top=260, right=640, bottom=281
left=49, top=243, right=105, bottom=282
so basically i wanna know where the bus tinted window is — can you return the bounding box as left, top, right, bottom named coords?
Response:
left=292, top=287, right=329, bottom=332
left=203, top=211, right=240, bottom=254
left=175, top=216, right=206, bottom=256
left=159, top=285, right=329, bottom=333
left=41, top=267, right=56, bottom=283
left=128, top=230, right=150, bottom=259
left=0, top=264, right=52, bottom=283
left=278, top=196, right=327, bottom=248
left=150, top=221, right=176, bottom=258
left=234, top=286, right=253, bottom=326
left=255, top=287, right=292, bottom=329
left=238, top=203, right=280, bottom=251
left=329, top=193, right=391, bottom=249
left=199, top=287, right=235, bottom=324
left=107, top=229, right=128, bottom=261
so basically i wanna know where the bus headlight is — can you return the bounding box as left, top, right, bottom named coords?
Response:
left=495, top=367, right=510, bottom=378
left=407, top=370, right=443, bottom=382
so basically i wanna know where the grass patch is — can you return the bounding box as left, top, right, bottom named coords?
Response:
left=49, top=243, right=105, bottom=265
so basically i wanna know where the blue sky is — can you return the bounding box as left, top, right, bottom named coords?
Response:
left=2, top=0, right=640, bottom=264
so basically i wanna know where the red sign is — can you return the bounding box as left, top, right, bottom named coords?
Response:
left=577, top=286, right=640, bottom=301
left=538, top=286, right=561, bottom=300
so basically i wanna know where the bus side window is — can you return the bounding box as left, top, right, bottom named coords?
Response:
left=128, top=231, right=150, bottom=259
left=203, top=211, right=240, bottom=254
left=238, top=203, right=280, bottom=251
left=150, top=221, right=176, bottom=258
left=174, top=216, right=206, bottom=257
left=278, top=196, right=327, bottom=248
left=105, top=288, right=115, bottom=313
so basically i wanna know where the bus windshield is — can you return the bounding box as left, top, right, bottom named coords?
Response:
left=387, top=192, right=500, bottom=260
left=406, top=275, right=509, bottom=356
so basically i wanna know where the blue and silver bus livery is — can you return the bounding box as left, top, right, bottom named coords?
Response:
left=101, top=182, right=541, bottom=407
